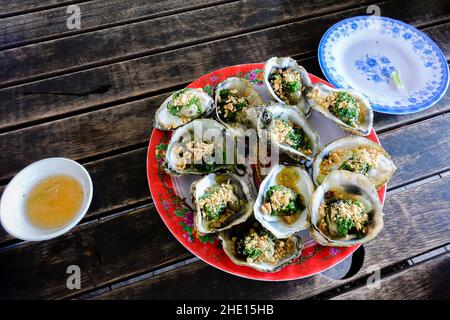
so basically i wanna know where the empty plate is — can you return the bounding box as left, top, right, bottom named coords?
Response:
left=318, top=16, right=449, bottom=114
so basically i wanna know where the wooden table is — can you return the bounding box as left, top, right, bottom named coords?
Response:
left=0, top=0, right=449, bottom=300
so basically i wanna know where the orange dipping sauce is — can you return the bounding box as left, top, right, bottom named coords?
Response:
left=25, top=175, right=84, bottom=229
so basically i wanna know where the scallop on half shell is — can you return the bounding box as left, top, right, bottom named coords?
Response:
left=307, top=84, right=373, bottom=136
left=218, top=220, right=303, bottom=272
left=312, top=136, right=396, bottom=190
left=256, top=104, right=321, bottom=161
left=254, top=165, right=315, bottom=238
left=214, top=77, right=263, bottom=135
left=154, top=88, right=214, bottom=130
left=263, top=56, right=313, bottom=116
left=308, top=170, right=383, bottom=247
left=191, top=172, right=254, bottom=234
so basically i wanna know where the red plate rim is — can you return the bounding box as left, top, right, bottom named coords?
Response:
left=146, top=63, right=386, bottom=281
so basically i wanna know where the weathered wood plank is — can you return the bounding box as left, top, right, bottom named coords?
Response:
left=92, top=175, right=450, bottom=300
left=379, top=114, right=450, bottom=188
left=0, top=205, right=191, bottom=299
left=0, top=95, right=160, bottom=181
left=0, top=0, right=88, bottom=18
left=0, top=1, right=449, bottom=130
left=85, top=148, right=149, bottom=216
left=0, top=0, right=224, bottom=49
left=0, top=0, right=376, bottom=85
left=0, top=147, right=150, bottom=245
left=332, top=253, right=450, bottom=299
left=373, top=87, right=450, bottom=132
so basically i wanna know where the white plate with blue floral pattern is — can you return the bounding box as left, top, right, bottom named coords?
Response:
left=318, top=16, right=449, bottom=114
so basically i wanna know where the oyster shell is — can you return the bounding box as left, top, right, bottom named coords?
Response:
left=218, top=220, right=303, bottom=272
left=191, top=172, right=254, bottom=234
left=307, top=84, right=373, bottom=136
left=154, top=88, right=214, bottom=130
left=308, top=170, right=383, bottom=246
left=256, top=104, right=321, bottom=161
left=254, top=165, right=314, bottom=238
left=164, top=119, right=235, bottom=175
left=215, top=77, right=263, bottom=135
left=263, top=57, right=313, bottom=116
left=312, top=136, right=396, bottom=190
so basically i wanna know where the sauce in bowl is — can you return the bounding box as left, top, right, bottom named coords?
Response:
left=25, top=175, right=84, bottom=229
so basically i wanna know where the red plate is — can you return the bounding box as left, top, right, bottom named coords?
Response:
left=147, top=63, right=386, bottom=281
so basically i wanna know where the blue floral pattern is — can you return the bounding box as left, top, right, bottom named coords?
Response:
left=318, top=16, right=449, bottom=114
left=355, top=55, right=396, bottom=83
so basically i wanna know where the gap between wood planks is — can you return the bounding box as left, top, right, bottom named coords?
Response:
left=0, top=0, right=383, bottom=88
left=80, top=245, right=450, bottom=300
left=0, top=29, right=447, bottom=134
left=76, top=229, right=450, bottom=300
left=0, top=2, right=448, bottom=133
left=0, top=0, right=241, bottom=51
left=0, top=1, right=93, bottom=19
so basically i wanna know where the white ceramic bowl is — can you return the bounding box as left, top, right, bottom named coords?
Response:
left=0, top=158, right=93, bottom=241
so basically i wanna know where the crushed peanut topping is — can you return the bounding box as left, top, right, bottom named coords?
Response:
left=269, top=118, right=312, bottom=153
left=173, top=90, right=194, bottom=106
left=218, top=89, right=249, bottom=122
left=167, top=89, right=202, bottom=117
left=320, top=146, right=380, bottom=177
left=197, top=181, right=239, bottom=223
left=176, top=141, right=215, bottom=170
left=236, top=227, right=295, bottom=264
left=270, top=119, right=293, bottom=144
left=267, top=187, right=295, bottom=212
left=319, top=198, right=369, bottom=238
left=307, top=88, right=333, bottom=109
left=269, top=68, right=302, bottom=104
left=307, top=89, right=361, bottom=127
left=260, top=185, right=303, bottom=224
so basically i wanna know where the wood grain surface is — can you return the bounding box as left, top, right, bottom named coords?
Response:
left=0, top=0, right=225, bottom=49
left=0, top=0, right=448, bottom=130
left=332, top=253, right=450, bottom=300
left=0, top=205, right=191, bottom=299
left=0, top=1, right=90, bottom=18
left=0, top=0, right=374, bottom=86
